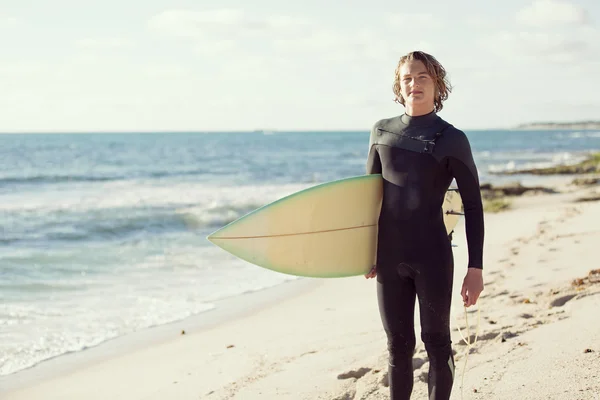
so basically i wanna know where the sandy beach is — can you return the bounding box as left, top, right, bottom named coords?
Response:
left=2, top=178, right=600, bottom=400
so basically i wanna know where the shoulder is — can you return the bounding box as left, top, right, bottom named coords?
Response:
left=444, top=126, right=469, bottom=141
left=369, top=116, right=401, bottom=147
left=435, top=121, right=475, bottom=158
left=438, top=120, right=470, bottom=144
left=371, top=115, right=402, bottom=132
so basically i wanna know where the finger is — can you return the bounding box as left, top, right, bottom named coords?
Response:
left=464, top=290, right=471, bottom=305
left=469, top=292, right=481, bottom=307
left=461, top=284, right=467, bottom=303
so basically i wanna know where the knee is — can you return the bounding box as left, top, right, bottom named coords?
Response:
left=387, top=333, right=416, bottom=366
left=421, top=332, right=452, bottom=354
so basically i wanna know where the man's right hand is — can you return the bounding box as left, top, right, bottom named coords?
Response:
left=364, top=265, right=377, bottom=279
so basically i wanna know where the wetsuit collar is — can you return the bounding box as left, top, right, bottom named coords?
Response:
left=400, top=111, right=438, bottom=127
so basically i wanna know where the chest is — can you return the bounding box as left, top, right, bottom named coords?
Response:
left=376, top=144, right=450, bottom=188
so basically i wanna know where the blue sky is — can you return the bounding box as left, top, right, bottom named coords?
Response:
left=0, top=0, right=598, bottom=132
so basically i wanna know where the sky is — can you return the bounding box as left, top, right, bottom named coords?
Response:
left=0, top=0, right=599, bottom=132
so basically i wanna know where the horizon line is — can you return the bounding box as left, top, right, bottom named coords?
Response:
left=0, top=126, right=529, bottom=135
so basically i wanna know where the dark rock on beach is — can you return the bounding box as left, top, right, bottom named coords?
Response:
left=480, top=182, right=557, bottom=197
left=571, top=177, right=600, bottom=186
left=479, top=182, right=557, bottom=213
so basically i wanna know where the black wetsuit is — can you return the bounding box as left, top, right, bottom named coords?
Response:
left=366, top=111, right=484, bottom=400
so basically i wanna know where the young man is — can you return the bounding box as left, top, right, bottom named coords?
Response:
left=364, top=51, right=485, bottom=400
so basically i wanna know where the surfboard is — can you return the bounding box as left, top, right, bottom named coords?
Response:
left=206, top=174, right=463, bottom=278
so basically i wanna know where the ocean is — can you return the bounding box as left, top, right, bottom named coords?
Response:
left=1, top=128, right=600, bottom=376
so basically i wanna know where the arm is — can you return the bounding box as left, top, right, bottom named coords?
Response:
left=446, top=130, right=484, bottom=269
left=366, top=124, right=382, bottom=175
left=364, top=123, right=382, bottom=279
left=445, top=129, right=485, bottom=306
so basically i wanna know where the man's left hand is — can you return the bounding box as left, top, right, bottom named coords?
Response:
left=461, top=268, right=484, bottom=307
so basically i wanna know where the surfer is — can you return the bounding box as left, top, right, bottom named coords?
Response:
left=364, top=51, right=485, bottom=400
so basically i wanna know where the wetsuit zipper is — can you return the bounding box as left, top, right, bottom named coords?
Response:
left=376, top=127, right=437, bottom=153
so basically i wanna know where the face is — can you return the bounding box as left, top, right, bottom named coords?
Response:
left=399, top=59, right=436, bottom=113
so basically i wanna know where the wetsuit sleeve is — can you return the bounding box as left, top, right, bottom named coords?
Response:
left=366, top=124, right=382, bottom=174
left=445, top=130, right=484, bottom=269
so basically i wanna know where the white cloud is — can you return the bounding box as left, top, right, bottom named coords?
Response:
left=0, top=14, right=19, bottom=28
left=148, top=8, right=437, bottom=72
left=271, top=27, right=433, bottom=66
left=265, top=15, right=312, bottom=30
left=386, top=13, right=441, bottom=29
left=464, top=15, right=495, bottom=29
left=516, top=0, right=589, bottom=27
left=148, top=8, right=312, bottom=39
left=148, top=9, right=237, bottom=38
left=194, top=39, right=237, bottom=56
left=272, top=29, right=346, bottom=53
left=0, top=62, right=46, bottom=77
left=143, top=64, right=189, bottom=79
left=75, top=37, right=135, bottom=49
left=148, top=9, right=243, bottom=38
left=483, top=29, right=594, bottom=63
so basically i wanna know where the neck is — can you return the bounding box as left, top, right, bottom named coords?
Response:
left=405, top=104, right=435, bottom=117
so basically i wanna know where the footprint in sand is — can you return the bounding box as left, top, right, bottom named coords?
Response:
left=378, top=371, right=389, bottom=387
left=412, top=357, right=427, bottom=370
left=500, top=331, right=519, bottom=342
left=417, top=370, right=429, bottom=382
left=550, top=294, right=577, bottom=308
left=528, top=320, right=547, bottom=328
left=337, top=367, right=372, bottom=380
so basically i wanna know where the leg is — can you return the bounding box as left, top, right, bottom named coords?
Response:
left=377, top=264, right=418, bottom=400
left=414, top=258, right=455, bottom=400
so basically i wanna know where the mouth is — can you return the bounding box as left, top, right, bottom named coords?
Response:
left=410, top=91, right=422, bottom=95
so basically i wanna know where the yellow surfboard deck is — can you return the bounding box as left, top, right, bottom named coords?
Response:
left=207, top=174, right=462, bottom=278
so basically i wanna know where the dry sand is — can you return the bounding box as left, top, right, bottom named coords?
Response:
left=2, top=181, right=600, bottom=400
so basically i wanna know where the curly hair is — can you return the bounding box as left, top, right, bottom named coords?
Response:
left=392, top=51, right=452, bottom=112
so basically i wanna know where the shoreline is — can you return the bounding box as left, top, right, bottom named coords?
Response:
left=0, top=276, right=321, bottom=393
